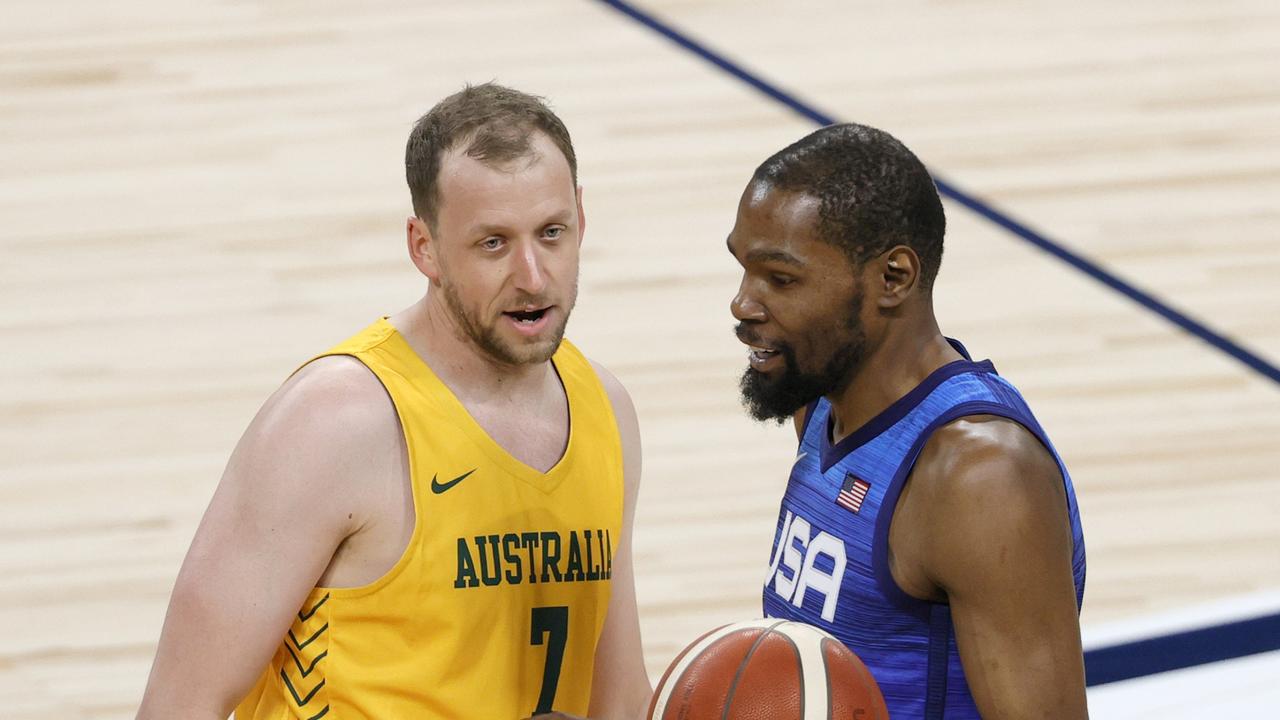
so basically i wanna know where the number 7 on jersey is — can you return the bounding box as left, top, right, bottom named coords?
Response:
left=530, top=605, right=568, bottom=715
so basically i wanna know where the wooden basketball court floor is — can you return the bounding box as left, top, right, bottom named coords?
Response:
left=2, top=0, right=1277, bottom=716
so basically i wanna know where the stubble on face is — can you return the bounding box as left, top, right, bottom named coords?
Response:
left=438, top=271, right=577, bottom=367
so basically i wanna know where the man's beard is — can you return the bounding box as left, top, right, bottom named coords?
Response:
left=440, top=280, right=574, bottom=366
left=738, top=296, right=866, bottom=424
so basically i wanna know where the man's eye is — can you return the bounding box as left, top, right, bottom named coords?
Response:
left=544, top=226, right=564, bottom=240
left=481, top=237, right=504, bottom=250
left=771, top=274, right=795, bottom=287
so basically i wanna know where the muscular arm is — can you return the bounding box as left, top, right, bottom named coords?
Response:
left=136, top=357, right=400, bottom=719
left=905, top=417, right=1086, bottom=719
left=586, top=361, right=653, bottom=720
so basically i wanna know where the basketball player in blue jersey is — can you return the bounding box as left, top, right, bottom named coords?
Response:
left=728, top=124, right=1088, bottom=719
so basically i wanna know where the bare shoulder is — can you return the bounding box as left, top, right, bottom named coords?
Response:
left=914, top=415, right=1062, bottom=507
left=587, top=359, right=631, bottom=405
left=235, top=355, right=401, bottom=495
left=908, top=416, right=1070, bottom=587
left=274, top=354, right=394, bottom=425
left=273, top=354, right=394, bottom=422
left=587, top=358, right=641, bottom=494
left=587, top=359, right=638, bottom=431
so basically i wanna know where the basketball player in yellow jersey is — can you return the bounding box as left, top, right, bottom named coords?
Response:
left=136, top=84, right=652, bottom=720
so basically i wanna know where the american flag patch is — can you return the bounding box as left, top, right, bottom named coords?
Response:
left=836, top=473, right=871, bottom=514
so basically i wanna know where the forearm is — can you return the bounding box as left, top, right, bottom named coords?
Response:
left=135, top=580, right=278, bottom=720
left=588, top=679, right=652, bottom=720
left=136, top=672, right=237, bottom=720
left=136, top=643, right=245, bottom=720
left=137, top=698, right=229, bottom=720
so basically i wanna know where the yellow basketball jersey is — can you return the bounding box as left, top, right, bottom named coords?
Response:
left=235, top=319, right=623, bottom=720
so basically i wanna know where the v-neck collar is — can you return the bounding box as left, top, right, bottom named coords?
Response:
left=378, top=318, right=576, bottom=493
left=819, top=340, right=995, bottom=472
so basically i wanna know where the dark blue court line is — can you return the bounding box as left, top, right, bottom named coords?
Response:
left=1084, top=611, right=1280, bottom=686
left=596, top=0, right=1280, bottom=387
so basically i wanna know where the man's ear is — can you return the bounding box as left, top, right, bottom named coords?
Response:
left=407, top=215, right=441, bottom=283
left=876, top=245, right=921, bottom=309
left=575, top=185, right=586, bottom=246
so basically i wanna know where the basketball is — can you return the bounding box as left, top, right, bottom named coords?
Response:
left=648, top=619, right=889, bottom=720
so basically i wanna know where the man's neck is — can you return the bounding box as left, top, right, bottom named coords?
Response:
left=825, top=314, right=962, bottom=443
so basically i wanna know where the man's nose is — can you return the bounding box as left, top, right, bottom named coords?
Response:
left=512, top=241, right=547, bottom=295
left=731, top=280, right=766, bottom=323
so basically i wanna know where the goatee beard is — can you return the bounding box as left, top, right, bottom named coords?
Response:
left=739, top=336, right=864, bottom=423
left=737, top=289, right=867, bottom=423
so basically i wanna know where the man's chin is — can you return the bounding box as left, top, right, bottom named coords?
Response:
left=739, top=368, right=813, bottom=424
left=489, top=331, right=565, bottom=366
left=511, top=341, right=561, bottom=365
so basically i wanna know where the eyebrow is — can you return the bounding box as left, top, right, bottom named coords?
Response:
left=748, top=249, right=804, bottom=267
left=472, top=212, right=573, bottom=237
left=473, top=223, right=509, bottom=237
left=726, top=237, right=804, bottom=268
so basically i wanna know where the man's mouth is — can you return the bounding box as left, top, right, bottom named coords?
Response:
left=504, top=306, right=550, bottom=325
left=737, top=328, right=785, bottom=371
left=736, top=325, right=781, bottom=363
left=502, top=305, right=556, bottom=338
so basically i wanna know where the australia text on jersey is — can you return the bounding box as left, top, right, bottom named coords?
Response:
left=455, top=529, right=613, bottom=589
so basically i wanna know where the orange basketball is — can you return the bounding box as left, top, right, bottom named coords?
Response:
left=648, top=619, right=889, bottom=720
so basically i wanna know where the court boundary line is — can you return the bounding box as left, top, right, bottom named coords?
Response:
left=595, top=0, right=1280, bottom=387
left=1083, top=610, right=1280, bottom=686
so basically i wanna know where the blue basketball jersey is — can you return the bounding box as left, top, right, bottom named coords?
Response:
left=762, top=341, right=1086, bottom=720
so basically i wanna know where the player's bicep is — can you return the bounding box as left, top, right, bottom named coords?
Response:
left=587, top=360, right=652, bottom=718
left=138, top=361, right=379, bottom=718
left=925, top=431, right=1086, bottom=719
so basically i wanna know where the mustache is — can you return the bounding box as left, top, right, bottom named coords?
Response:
left=735, top=323, right=788, bottom=351
left=735, top=323, right=799, bottom=373
left=735, top=323, right=762, bottom=345
left=507, top=292, right=553, bottom=308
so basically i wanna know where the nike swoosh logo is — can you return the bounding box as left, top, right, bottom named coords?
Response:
left=794, top=452, right=808, bottom=465
left=431, top=468, right=477, bottom=494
